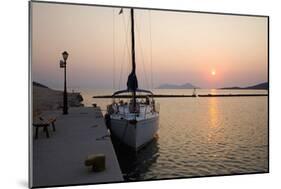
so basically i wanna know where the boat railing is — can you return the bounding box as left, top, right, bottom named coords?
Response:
left=109, top=101, right=159, bottom=118
left=144, top=105, right=147, bottom=119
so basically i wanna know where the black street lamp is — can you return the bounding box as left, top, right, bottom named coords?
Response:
left=60, top=51, right=69, bottom=114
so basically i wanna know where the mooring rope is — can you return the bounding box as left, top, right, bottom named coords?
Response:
left=149, top=10, right=154, bottom=90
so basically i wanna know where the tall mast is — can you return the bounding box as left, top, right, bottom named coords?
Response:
left=125, top=8, right=138, bottom=110
left=130, top=8, right=136, bottom=76
left=131, top=8, right=136, bottom=109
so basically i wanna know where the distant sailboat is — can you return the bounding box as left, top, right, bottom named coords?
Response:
left=105, top=8, right=159, bottom=150
left=192, top=88, right=197, bottom=97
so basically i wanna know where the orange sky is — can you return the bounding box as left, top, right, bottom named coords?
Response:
left=31, top=2, right=268, bottom=90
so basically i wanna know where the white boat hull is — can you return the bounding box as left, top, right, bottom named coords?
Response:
left=110, top=116, right=159, bottom=150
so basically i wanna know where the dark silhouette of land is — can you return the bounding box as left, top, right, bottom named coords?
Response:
left=220, top=82, right=268, bottom=90
left=157, top=83, right=199, bottom=89
left=32, top=81, right=84, bottom=113
left=93, top=82, right=268, bottom=99
left=33, top=81, right=49, bottom=88
left=93, top=93, right=267, bottom=98
left=157, top=82, right=268, bottom=90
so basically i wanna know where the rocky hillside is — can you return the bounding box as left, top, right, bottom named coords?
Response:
left=32, top=82, right=84, bottom=113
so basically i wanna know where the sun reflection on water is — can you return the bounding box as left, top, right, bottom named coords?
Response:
left=209, top=98, right=219, bottom=128
left=206, top=97, right=226, bottom=147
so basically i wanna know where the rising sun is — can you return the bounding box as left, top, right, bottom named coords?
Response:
left=211, top=70, right=216, bottom=76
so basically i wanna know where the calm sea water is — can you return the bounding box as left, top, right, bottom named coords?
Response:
left=81, top=89, right=268, bottom=180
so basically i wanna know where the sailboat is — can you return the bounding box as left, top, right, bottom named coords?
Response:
left=105, top=8, right=159, bottom=150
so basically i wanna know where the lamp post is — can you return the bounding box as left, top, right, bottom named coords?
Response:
left=60, top=51, right=69, bottom=114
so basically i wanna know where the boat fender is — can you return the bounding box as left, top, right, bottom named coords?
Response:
left=129, top=120, right=138, bottom=124
left=104, top=113, right=111, bottom=129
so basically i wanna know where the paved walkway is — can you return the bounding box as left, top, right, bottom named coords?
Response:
left=32, top=107, right=123, bottom=187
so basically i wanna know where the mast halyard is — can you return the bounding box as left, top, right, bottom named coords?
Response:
left=126, top=8, right=138, bottom=110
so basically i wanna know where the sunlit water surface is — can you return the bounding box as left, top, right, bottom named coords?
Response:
left=81, top=89, right=268, bottom=180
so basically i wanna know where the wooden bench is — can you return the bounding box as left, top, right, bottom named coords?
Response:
left=33, top=117, right=56, bottom=139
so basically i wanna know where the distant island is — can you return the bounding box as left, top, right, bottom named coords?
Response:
left=157, top=82, right=268, bottom=90
left=220, top=82, right=268, bottom=90
left=157, top=83, right=199, bottom=89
